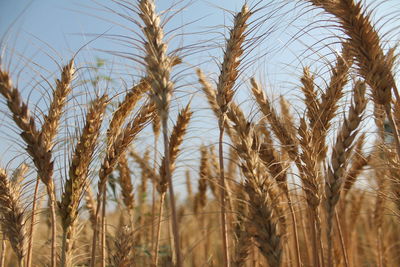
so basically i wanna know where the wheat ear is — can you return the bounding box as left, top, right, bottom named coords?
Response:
left=343, top=133, right=368, bottom=196
left=305, top=0, right=400, bottom=159
left=90, top=101, right=155, bottom=267
left=137, top=0, right=183, bottom=264
left=0, top=67, right=59, bottom=267
left=59, top=95, right=107, bottom=267
left=312, top=44, right=351, bottom=161
left=215, top=6, right=252, bottom=265
left=325, top=80, right=367, bottom=266
left=227, top=104, right=283, bottom=266
left=107, top=78, right=150, bottom=145
left=117, top=152, right=135, bottom=212
left=296, top=118, right=323, bottom=267
left=251, top=78, right=298, bottom=160
left=0, top=168, right=27, bottom=267
left=109, top=225, right=135, bottom=267
left=194, top=146, right=208, bottom=214
left=231, top=190, right=252, bottom=267
left=154, top=104, right=192, bottom=266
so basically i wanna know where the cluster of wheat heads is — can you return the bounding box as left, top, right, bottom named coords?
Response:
left=1, top=0, right=400, bottom=266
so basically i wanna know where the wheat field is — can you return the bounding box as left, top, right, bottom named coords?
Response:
left=1, top=0, right=400, bottom=266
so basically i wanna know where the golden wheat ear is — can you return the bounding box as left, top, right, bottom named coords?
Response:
left=0, top=168, right=27, bottom=267
left=0, top=65, right=59, bottom=267
left=325, top=80, right=367, bottom=265
left=117, top=152, right=134, bottom=212
left=58, top=95, right=108, bottom=267
left=90, top=100, right=156, bottom=267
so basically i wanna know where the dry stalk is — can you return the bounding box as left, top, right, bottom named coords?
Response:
left=0, top=239, right=5, bottom=267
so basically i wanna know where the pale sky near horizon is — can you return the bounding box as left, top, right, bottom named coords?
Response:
left=0, top=0, right=399, bottom=195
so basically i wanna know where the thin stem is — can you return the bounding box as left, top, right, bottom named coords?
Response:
left=151, top=135, right=158, bottom=258
left=335, top=209, right=349, bottom=267
left=48, top=187, right=57, bottom=267
left=161, top=117, right=182, bottom=267
left=377, top=227, right=383, bottom=267
left=90, top=196, right=102, bottom=267
left=60, top=231, right=68, bottom=267
left=309, top=209, right=320, bottom=267
left=0, top=239, right=5, bottom=267
left=101, top=189, right=107, bottom=267
left=218, top=124, right=230, bottom=267
left=154, top=192, right=165, bottom=266
left=26, top=177, right=40, bottom=267
left=287, top=193, right=302, bottom=267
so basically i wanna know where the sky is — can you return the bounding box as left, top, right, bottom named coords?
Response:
left=0, top=0, right=399, bottom=196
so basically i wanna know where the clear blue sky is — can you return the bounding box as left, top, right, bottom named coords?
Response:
left=0, top=0, right=399, bottom=194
